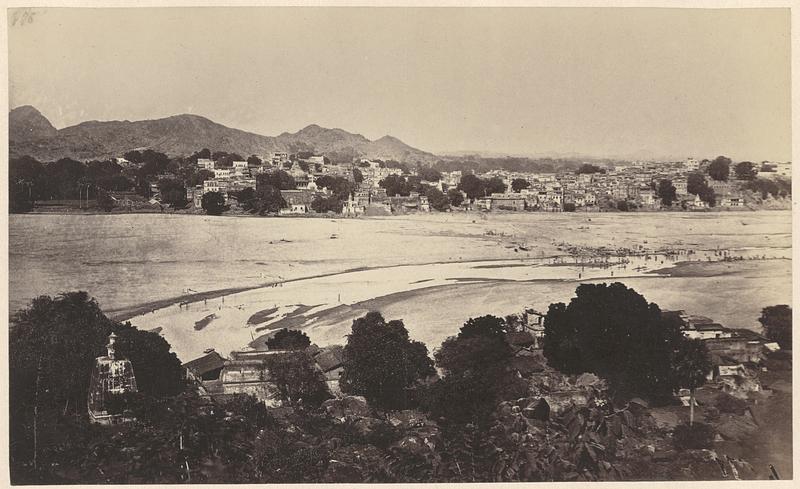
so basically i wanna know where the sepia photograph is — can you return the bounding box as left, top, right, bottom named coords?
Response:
left=5, top=5, right=794, bottom=484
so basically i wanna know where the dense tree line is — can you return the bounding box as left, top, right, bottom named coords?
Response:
left=9, top=283, right=740, bottom=484
left=432, top=156, right=590, bottom=174
left=744, top=177, right=791, bottom=200
left=10, top=156, right=134, bottom=206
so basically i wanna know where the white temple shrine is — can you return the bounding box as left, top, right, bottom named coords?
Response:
left=87, top=332, right=138, bottom=424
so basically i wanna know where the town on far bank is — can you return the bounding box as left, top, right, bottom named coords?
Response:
left=9, top=149, right=792, bottom=216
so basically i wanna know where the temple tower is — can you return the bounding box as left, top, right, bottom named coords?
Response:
left=87, top=333, right=138, bottom=424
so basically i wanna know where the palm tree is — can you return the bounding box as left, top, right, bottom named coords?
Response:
left=673, top=338, right=713, bottom=425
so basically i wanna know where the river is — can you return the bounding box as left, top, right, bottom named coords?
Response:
left=9, top=211, right=791, bottom=361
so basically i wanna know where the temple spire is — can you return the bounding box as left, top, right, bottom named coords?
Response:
left=107, top=332, right=117, bottom=360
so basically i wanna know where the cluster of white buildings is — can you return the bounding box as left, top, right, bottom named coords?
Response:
left=188, top=153, right=351, bottom=209
left=184, top=151, right=789, bottom=213
left=435, top=157, right=784, bottom=212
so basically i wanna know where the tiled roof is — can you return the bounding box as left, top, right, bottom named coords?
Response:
left=183, top=351, right=226, bottom=376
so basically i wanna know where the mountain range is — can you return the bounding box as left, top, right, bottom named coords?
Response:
left=8, top=106, right=437, bottom=163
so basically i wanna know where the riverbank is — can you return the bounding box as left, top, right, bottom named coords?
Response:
left=11, top=211, right=791, bottom=360
left=19, top=203, right=791, bottom=218
left=116, top=245, right=789, bottom=362
left=107, top=285, right=265, bottom=322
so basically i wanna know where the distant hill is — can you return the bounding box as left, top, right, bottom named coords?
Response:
left=9, top=105, right=58, bottom=142
left=8, top=106, right=437, bottom=163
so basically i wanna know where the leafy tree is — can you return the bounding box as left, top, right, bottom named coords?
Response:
left=542, top=283, right=685, bottom=399
left=457, top=173, right=485, bottom=200
left=135, top=150, right=171, bottom=180
left=253, top=185, right=286, bottom=214
left=267, top=328, right=311, bottom=350
left=424, top=186, right=450, bottom=211
left=427, top=315, right=524, bottom=423
left=687, top=172, right=715, bottom=205
left=247, top=155, right=262, bottom=167
left=9, top=292, right=184, bottom=478
left=616, top=200, right=631, bottom=212
left=511, top=178, right=530, bottom=192
left=734, top=161, right=757, bottom=180
left=447, top=188, right=464, bottom=207
left=85, top=160, right=127, bottom=191
left=201, top=191, right=226, bottom=215
left=257, top=170, right=296, bottom=191
left=311, top=195, right=343, bottom=214
left=656, top=179, right=677, bottom=207
left=434, top=334, right=511, bottom=378
left=78, top=391, right=271, bottom=483
left=230, top=187, right=257, bottom=211
left=698, top=185, right=716, bottom=206
left=563, top=202, right=576, bottom=212
left=758, top=305, right=792, bottom=349
left=686, top=172, right=706, bottom=195
left=484, top=176, right=507, bottom=195
left=379, top=175, right=411, bottom=197
left=104, top=174, right=135, bottom=192
left=10, top=156, right=46, bottom=200
left=10, top=180, right=35, bottom=213
left=96, top=189, right=115, bottom=212
left=314, top=175, right=353, bottom=201
left=158, top=178, right=188, bottom=208
left=264, top=352, right=330, bottom=407
left=46, top=158, right=87, bottom=199
left=340, top=312, right=435, bottom=410
left=671, top=338, right=712, bottom=425
left=352, top=168, right=364, bottom=184
left=418, top=166, right=442, bottom=182
left=576, top=163, right=606, bottom=174
left=186, top=169, right=214, bottom=188
left=196, top=148, right=212, bottom=160
left=708, top=156, right=731, bottom=181
left=458, top=315, right=508, bottom=340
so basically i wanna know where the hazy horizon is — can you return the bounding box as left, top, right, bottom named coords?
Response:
left=9, top=7, right=791, bottom=161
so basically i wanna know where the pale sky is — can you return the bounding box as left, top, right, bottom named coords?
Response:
left=8, top=7, right=791, bottom=161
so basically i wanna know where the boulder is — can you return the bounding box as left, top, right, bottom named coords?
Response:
left=544, top=390, right=590, bottom=415
left=321, top=395, right=370, bottom=419
left=576, top=372, right=602, bottom=387
left=386, top=409, right=432, bottom=429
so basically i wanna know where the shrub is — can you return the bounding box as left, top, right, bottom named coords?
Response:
left=673, top=422, right=715, bottom=450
